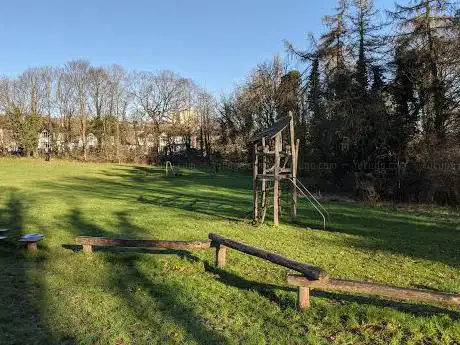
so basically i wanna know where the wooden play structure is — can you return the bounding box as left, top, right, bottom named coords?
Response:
left=251, top=112, right=328, bottom=227
left=74, top=233, right=460, bottom=310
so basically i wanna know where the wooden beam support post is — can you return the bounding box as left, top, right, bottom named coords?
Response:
left=273, top=133, right=281, bottom=226
left=253, top=143, right=259, bottom=222
left=26, top=242, right=37, bottom=252
left=260, top=138, right=268, bottom=224
left=297, top=286, right=310, bottom=310
left=289, top=113, right=298, bottom=217
left=216, top=244, right=227, bottom=268
left=82, top=244, right=93, bottom=254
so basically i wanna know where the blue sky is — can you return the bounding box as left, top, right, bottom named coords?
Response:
left=0, top=0, right=393, bottom=95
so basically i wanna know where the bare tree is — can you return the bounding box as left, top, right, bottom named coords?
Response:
left=88, top=67, right=109, bottom=154
left=65, top=60, right=90, bottom=160
left=197, top=89, right=216, bottom=158
left=131, top=70, right=189, bottom=150
left=56, top=66, right=78, bottom=152
left=106, top=65, right=130, bottom=162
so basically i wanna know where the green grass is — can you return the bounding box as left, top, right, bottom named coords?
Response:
left=0, top=157, right=459, bottom=345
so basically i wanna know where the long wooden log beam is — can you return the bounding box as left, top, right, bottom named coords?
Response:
left=75, top=236, right=212, bottom=250
left=209, top=233, right=327, bottom=280
left=288, top=275, right=460, bottom=308
left=255, top=152, right=291, bottom=157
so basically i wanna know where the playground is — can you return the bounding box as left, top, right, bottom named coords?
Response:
left=0, top=158, right=459, bottom=344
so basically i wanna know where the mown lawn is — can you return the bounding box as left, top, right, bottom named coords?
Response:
left=0, top=157, right=459, bottom=345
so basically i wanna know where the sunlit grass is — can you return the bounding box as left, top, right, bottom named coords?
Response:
left=0, top=157, right=459, bottom=344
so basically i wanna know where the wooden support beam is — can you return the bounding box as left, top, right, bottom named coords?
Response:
left=256, top=174, right=290, bottom=180
left=209, top=233, right=327, bottom=280
left=289, top=113, right=297, bottom=217
left=287, top=275, right=460, bottom=308
left=293, top=138, right=300, bottom=217
left=216, top=244, right=227, bottom=268
left=253, top=143, right=259, bottom=222
left=75, top=236, right=212, bottom=249
left=273, top=134, right=281, bottom=226
left=261, top=138, right=267, bottom=224
left=255, top=152, right=291, bottom=157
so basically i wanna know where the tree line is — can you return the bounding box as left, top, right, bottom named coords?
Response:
left=220, top=0, right=460, bottom=205
left=0, top=0, right=459, bottom=204
left=0, top=62, right=217, bottom=163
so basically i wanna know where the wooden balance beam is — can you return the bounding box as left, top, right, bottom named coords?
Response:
left=209, top=233, right=327, bottom=281
left=75, top=236, right=213, bottom=253
left=288, top=274, right=460, bottom=309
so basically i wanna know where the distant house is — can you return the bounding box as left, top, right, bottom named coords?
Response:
left=87, top=133, right=98, bottom=148
left=38, top=128, right=51, bottom=151
left=158, top=132, right=198, bottom=153
left=76, top=133, right=98, bottom=149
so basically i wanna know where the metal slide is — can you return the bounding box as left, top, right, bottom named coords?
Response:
left=165, top=161, right=179, bottom=176
left=288, top=177, right=329, bottom=229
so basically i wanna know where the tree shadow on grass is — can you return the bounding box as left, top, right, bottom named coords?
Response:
left=204, top=262, right=297, bottom=310
left=291, top=202, right=460, bottom=269
left=63, top=207, right=232, bottom=344
left=60, top=204, right=459, bottom=342
left=0, top=190, right=77, bottom=345
left=39, top=173, right=252, bottom=223
left=38, top=165, right=460, bottom=268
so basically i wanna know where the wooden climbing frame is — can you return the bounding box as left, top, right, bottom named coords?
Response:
left=250, top=112, right=299, bottom=226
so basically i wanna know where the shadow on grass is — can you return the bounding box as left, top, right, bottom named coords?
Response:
left=204, top=262, right=297, bottom=310
left=289, top=201, right=460, bottom=268
left=63, top=207, right=232, bottom=344
left=0, top=190, right=77, bottom=345
left=39, top=165, right=460, bottom=269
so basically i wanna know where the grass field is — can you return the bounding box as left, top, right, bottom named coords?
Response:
left=0, top=157, right=459, bottom=345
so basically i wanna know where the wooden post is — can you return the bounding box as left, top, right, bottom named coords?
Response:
left=26, top=242, right=37, bottom=252
left=294, top=138, right=300, bottom=217
left=261, top=138, right=268, bottom=223
left=289, top=113, right=298, bottom=217
left=82, top=244, right=93, bottom=254
left=216, top=245, right=227, bottom=268
left=297, top=286, right=310, bottom=310
left=253, top=143, right=259, bottom=222
left=273, top=134, right=281, bottom=226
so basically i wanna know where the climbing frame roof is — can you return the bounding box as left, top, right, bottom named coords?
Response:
left=250, top=115, right=291, bottom=143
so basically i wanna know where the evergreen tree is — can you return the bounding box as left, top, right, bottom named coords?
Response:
left=390, top=0, right=455, bottom=142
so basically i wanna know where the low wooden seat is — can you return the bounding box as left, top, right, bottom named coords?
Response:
left=75, top=236, right=212, bottom=253
left=19, top=233, right=45, bottom=251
